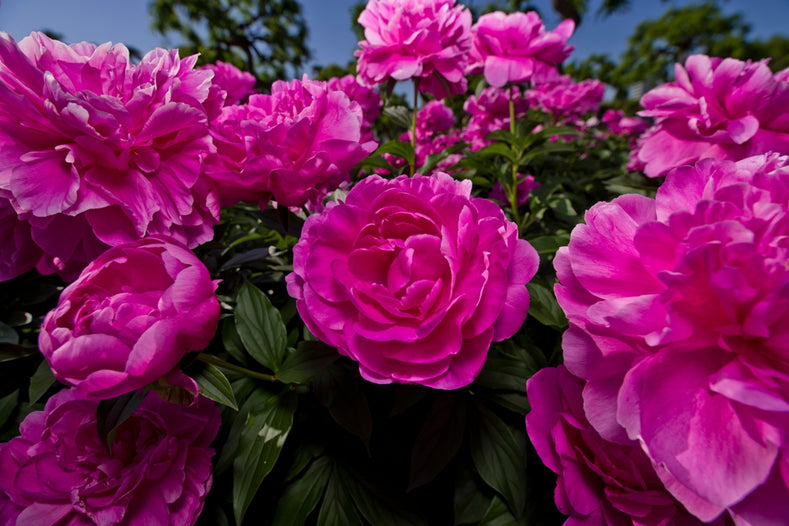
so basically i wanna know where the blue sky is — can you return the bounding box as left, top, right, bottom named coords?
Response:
left=1, top=0, right=788, bottom=72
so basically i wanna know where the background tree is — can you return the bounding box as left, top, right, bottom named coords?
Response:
left=148, top=0, right=310, bottom=86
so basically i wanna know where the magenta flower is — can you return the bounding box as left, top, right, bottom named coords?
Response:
left=601, top=109, right=650, bottom=137
left=526, top=366, right=709, bottom=526
left=461, top=86, right=531, bottom=150
left=554, top=154, right=789, bottom=523
left=636, top=54, right=789, bottom=177
left=0, top=32, right=220, bottom=278
left=354, top=0, right=473, bottom=99
left=39, top=236, right=220, bottom=400
left=467, top=11, right=574, bottom=87
left=0, top=198, right=44, bottom=281
left=488, top=174, right=539, bottom=208
left=286, top=173, right=539, bottom=389
left=526, top=75, right=605, bottom=122
left=393, top=100, right=462, bottom=172
left=0, top=389, right=220, bottom=526
left=205, top=76, right=377, bottom=209
left=327, top=74, right=382, bottom=144
left=200, top=60, right=256, bottom=107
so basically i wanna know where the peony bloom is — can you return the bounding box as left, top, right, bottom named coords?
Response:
left=467, top=11, right=574, bottom=87
left=39, top=236, right=220, bottom=400
left=462, top=86, right=531, bottom=150
left=0, top=197, right=44, bottom=281
left=286, top=172, right=539, bottom=389
left=327, top=74, right=382, bottom=144
left=601, top=109, right=650, bottom=137
left=200, top=60, right=256, bottom=107
left=526, top=366, right=710, bottom=526
left=390, top=100, right=462, bottom=173
left=355, top=0, right=473, bottom=99
left=635, top=54, right=789, bottom=177
left=204, top=76, right=377, bottom=209
left=526, top=75, right=605, bottom=122
left=554, top=154, right=789, bottom=523
left=0, top=32, right=220, bottom=279
left=0, top=388, right=220, bottom=526
left=489, top=174, right=539, bottom=208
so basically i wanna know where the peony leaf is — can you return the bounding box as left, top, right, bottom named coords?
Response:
left=221, top=318, right=248, bottom=365
left=190, top=362, right=238, bottom=410
left=339, top=464, right=429, bottom=526
left=408, top=392, right=467, bottom=490
left=28, top=359, right=57, bottom=404
left=468, top=401, right=528, bottom=520
left=276, top=341, right=339, bottom=384
left=233, top=388, right=296, bottom=526
left=0, top=321, right=18, bottom=344
left=454, top=467, right=494, bottom=525
left=525, top=280, right=568, bottom=330
left=373, top=140, right=415, bottom=173
left=96, top=390, right=147, bottom=454
left=475, top=342, right=544, bottom=395
left=235, top=281, right=288, bottom=373
left=312, top=363, right=372, bottom=444
left=0, top=389, right=18, bottom=430
left=272, top=456, right=332, bottom=526
left=317, top=466, right=365, bottom=526
left=479, top=495, right=520, bottom=526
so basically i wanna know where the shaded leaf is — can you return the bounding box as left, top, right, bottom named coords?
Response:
left=0, top=390, right=19, bottom=429
left=469, top=402, right=528, bottom=520
left=0, top=344, right=37, bottom=363
left=28, top=359, right=56, bottom=404
left=313, top=364, right=372, bottom=442
left=409, top=393, right=467, bottom=490
left=273, top=456, right=332, bottom=526
left=526, top=280, right=568, bottom=330
left=276, top=341, right=339, bottom=384
left=235, top=281, right=288, bottom=372
left=96, top=390, right=147, bottom=453
left=340, top=464, right=429, bottom=526
left=454, top=467, right=493, bottom=525
left=317, top=465, right=365, bottom=526
left=233, top=388, right=297, bottom=526
left=479, top=496, right=520, bottom=526
left=191, top=362, right=238, bottom=410
left=0, top=321, right=18, bottom=344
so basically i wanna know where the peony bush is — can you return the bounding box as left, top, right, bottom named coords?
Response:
left=1, top=1, right=788, bottom=525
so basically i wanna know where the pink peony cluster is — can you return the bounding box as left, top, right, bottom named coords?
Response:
left=354, top=0, right=473, bottom=99
left=286, top=172, right=539, bottom=389
left=488, top=174, right=539, bottom=208
left=0, top=389, right=220, bottom=526
left=327, top=74, right=382, bottom=144
left=526, top=366, right=708, bottom=525
left=526, top=75, right=605, bottom=123
left=200, top=60, right=257, bottom=109
left=467, top=10, right=575, bottom=87
left=0, top=32, right=221, bottom=279
left=39, top=236, right=220, bottom=400
left=635, top=54, right=789, bottom=177
left=391, top=100, right=462, bottom=172
left=204, top=76, right=377, bottom=209
left=551, top=154, right=789, bottom=523
left=461, top=86, right=531, bottom=150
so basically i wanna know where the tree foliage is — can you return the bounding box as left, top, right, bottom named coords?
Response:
left=148, top=0, right=310, bottom=86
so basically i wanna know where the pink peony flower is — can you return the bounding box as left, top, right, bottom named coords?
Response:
left=327, top=74, right=382, bottom=144
left=0, top=197, right=44, bottom=281
left=391, top=100, right=462, bottom=172
left=204, top=75, right=377, bottom=209
left=0, top=388, right=220, bottom=526
left=467, top=11, right=574, bottom=87
left=636, top=54, right=789, bottom=177
left=39, top=236, right=220, bottom=400
left=354, top=0, right=473, bottom=99
left=526, top=75, right=605, bottom=122
left=461, top=86, right=531, bottom=150
left=488, top=174, right=539, bottom=208
left=601, top=109, right=650, bottom=137
left=200, top=60, right=256, bottom=107
left=0, top=32, right=220, bottom=278
left=554, top=154, right=789, bottom=522
left=526, top=366, right=710, bottom=526
left=286, top=172, right=539, bottom=389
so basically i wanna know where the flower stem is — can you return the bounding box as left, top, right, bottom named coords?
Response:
left=508, top=86, right=521, bottom=224
left=411, top=79, right=419, bottom=176
left=196, top=352, right=276, bottom=382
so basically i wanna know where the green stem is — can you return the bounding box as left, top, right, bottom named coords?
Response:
left=508, top=86, right=521, bottom=224
left=410, top=79, right=419, bottom=176
left=196, top=352, right=277, bottom=382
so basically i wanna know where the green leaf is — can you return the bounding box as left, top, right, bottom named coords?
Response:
left=191, top=362, right=238, bottom=410
left=469, top=402, right=528, bottom=520
left=373, top=140, right=415, bottom=173
left=382, top=105, right=413, bottom=129
left=221, top=318, right=248, bottom=365
left=233, top=388, right=296, bottom=526
left=0, top=344, right=37, bottom=363
left=28, top=359, right=57, bottom=404
left=474, top=343, right=542, bottom=394
left=0, top=321, right=18, bottom=344
left=526, top=280, right=568, bottom=330
left=96, top=390, right=147, bottom=453
left=317, top=465, right=365, bottom=526
left=276, top=341, right=339, bottom=384
left=235, top=281, right=288, bottom=373
left=313, top=364, right=372, bottom=443
left=408, top=393, right=466, bottom=490
left=454, top=467, right=493, bottom=525
left=476, top=142, right=518, bottom=163
left=0, top=390, right=19, bottom=429
left=340, top=464, right=428, bottom=526
left=272, top=456, right=332, bottom=526
left=479, top=496, right=520, bottom=526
